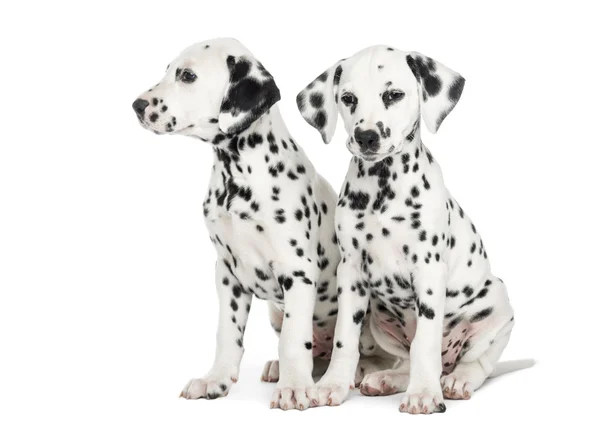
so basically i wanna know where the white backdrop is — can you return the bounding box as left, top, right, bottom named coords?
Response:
left=1, top=1, right=598, bottom=428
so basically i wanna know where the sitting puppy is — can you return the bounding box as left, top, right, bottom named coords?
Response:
left=296, top=46, right=524, bottom=413
left=131, top=38, right=391, bottom=410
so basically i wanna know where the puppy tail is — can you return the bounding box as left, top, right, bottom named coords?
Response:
left=489, top=359, right=535, bottom=378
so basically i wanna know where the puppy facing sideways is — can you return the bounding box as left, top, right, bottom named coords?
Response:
left=296, top=46, right=532, bottom=413
left=132, top=38, right=393, bottom=410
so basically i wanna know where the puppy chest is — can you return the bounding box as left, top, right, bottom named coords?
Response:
left=207, top=216, right=284, bottom=302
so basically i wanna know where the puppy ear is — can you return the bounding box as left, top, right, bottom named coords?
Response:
left=218, top=55, right=281, bottom=135
left=296, top=60, right=344, bottom=144
left=406, top=52, right=465, bottom=134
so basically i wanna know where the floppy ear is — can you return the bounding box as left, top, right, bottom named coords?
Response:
left=406, top=52, right=465, bottom=134
left=296, top=60, right=344, bottom=143
left=218, top=55, right=281, bottom=135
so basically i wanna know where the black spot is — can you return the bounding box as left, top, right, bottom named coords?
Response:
left=228, top=57, right=251, bottom=82
left=353, top=310, right=365, bottom=324
left=255, top=268, right=270, bottom=281
left=230, top=299, right=238, bottom=311
left=310, top=93, right=324, bottom=108
left=424, top=75, right=442, bottom=97
left=448, top=76, right=466, bottom=102
left=313, top=110, right=327, bottom=129
left=419, top=303, right=435, bottom=319
left=447, top=315, right=462, bottom=329
left=348, top=191, right=370, bottom=210
left=278, top=275, right=293, bottom=291
left=333, top=65, right=343, bottom=86
left=305, top=342, right=313, bottom=350
left=470, top=307, right=493, bottom=322
left=247, top=133, right=263, bottom=148
left=336, top=341, right=343, bottom=348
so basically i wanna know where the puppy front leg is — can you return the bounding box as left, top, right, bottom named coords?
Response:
left=180, top=258, right=252, bottom=400
left=399, top=264, right=447, bottom=414
left=315, top=259, right=368, bottom=406
left=270, top=273, right=317, bottom=411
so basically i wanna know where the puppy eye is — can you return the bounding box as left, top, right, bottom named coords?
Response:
left=341, top=93, right=357, bottom=106
left=383, top=90, right=405, bottom=103
left=180, top=69, right=197, bottom=84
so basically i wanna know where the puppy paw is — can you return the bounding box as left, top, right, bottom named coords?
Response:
left=261, top=360, right=279, bottom=383
left=270, top=383, right=316, bottom=411
left=359, top=370, right=409, bottom=396
left=399, top=385, right=445, bottom=414
left=312, top=376, right=355, bottom=407
left=441, top=362, right=485, bottom=400
left=441, top=373, right=474, bottom=400
left=180, top=372, right=237, bottom=400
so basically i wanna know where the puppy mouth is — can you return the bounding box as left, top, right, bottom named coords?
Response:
left=358, top=151, right=381, bottom=161
left=137, top=117, right=194, bottom=135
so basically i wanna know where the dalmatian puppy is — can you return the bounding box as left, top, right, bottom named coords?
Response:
left=296, top=46, right=527, bottom=414
left=131, top=38, right=392, bottom=410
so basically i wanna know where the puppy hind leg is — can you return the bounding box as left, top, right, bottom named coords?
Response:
left=442, top=315, right=514, bottom=400
left=359, top=359, right=411, bottom=396
left=354, top=317, right=400, bottom=387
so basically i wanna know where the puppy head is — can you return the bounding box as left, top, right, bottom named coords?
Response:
left=297, top=46, right=465, bottom=162
left=132, top=38, right=280, bottom=138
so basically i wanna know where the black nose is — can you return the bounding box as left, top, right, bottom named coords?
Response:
left=354, top=128, right=380, bottom=152
left=132, top=98, right=149, bottom=118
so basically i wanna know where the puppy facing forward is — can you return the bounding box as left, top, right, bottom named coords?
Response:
left=132, top=38, right=392, bottom=410
left=296, top=46, right=530, bottom=413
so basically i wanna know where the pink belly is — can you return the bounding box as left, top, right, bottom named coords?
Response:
left=372, top=310, right=480, bottom=374
left=312, top=325, right=334, bottom=359
left=270, top=307, right=334, bottom=360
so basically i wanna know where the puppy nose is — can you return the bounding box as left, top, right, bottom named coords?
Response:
left=354, top=128, right=380, bottom=152
left=132, top=98, right=149, bottom=118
